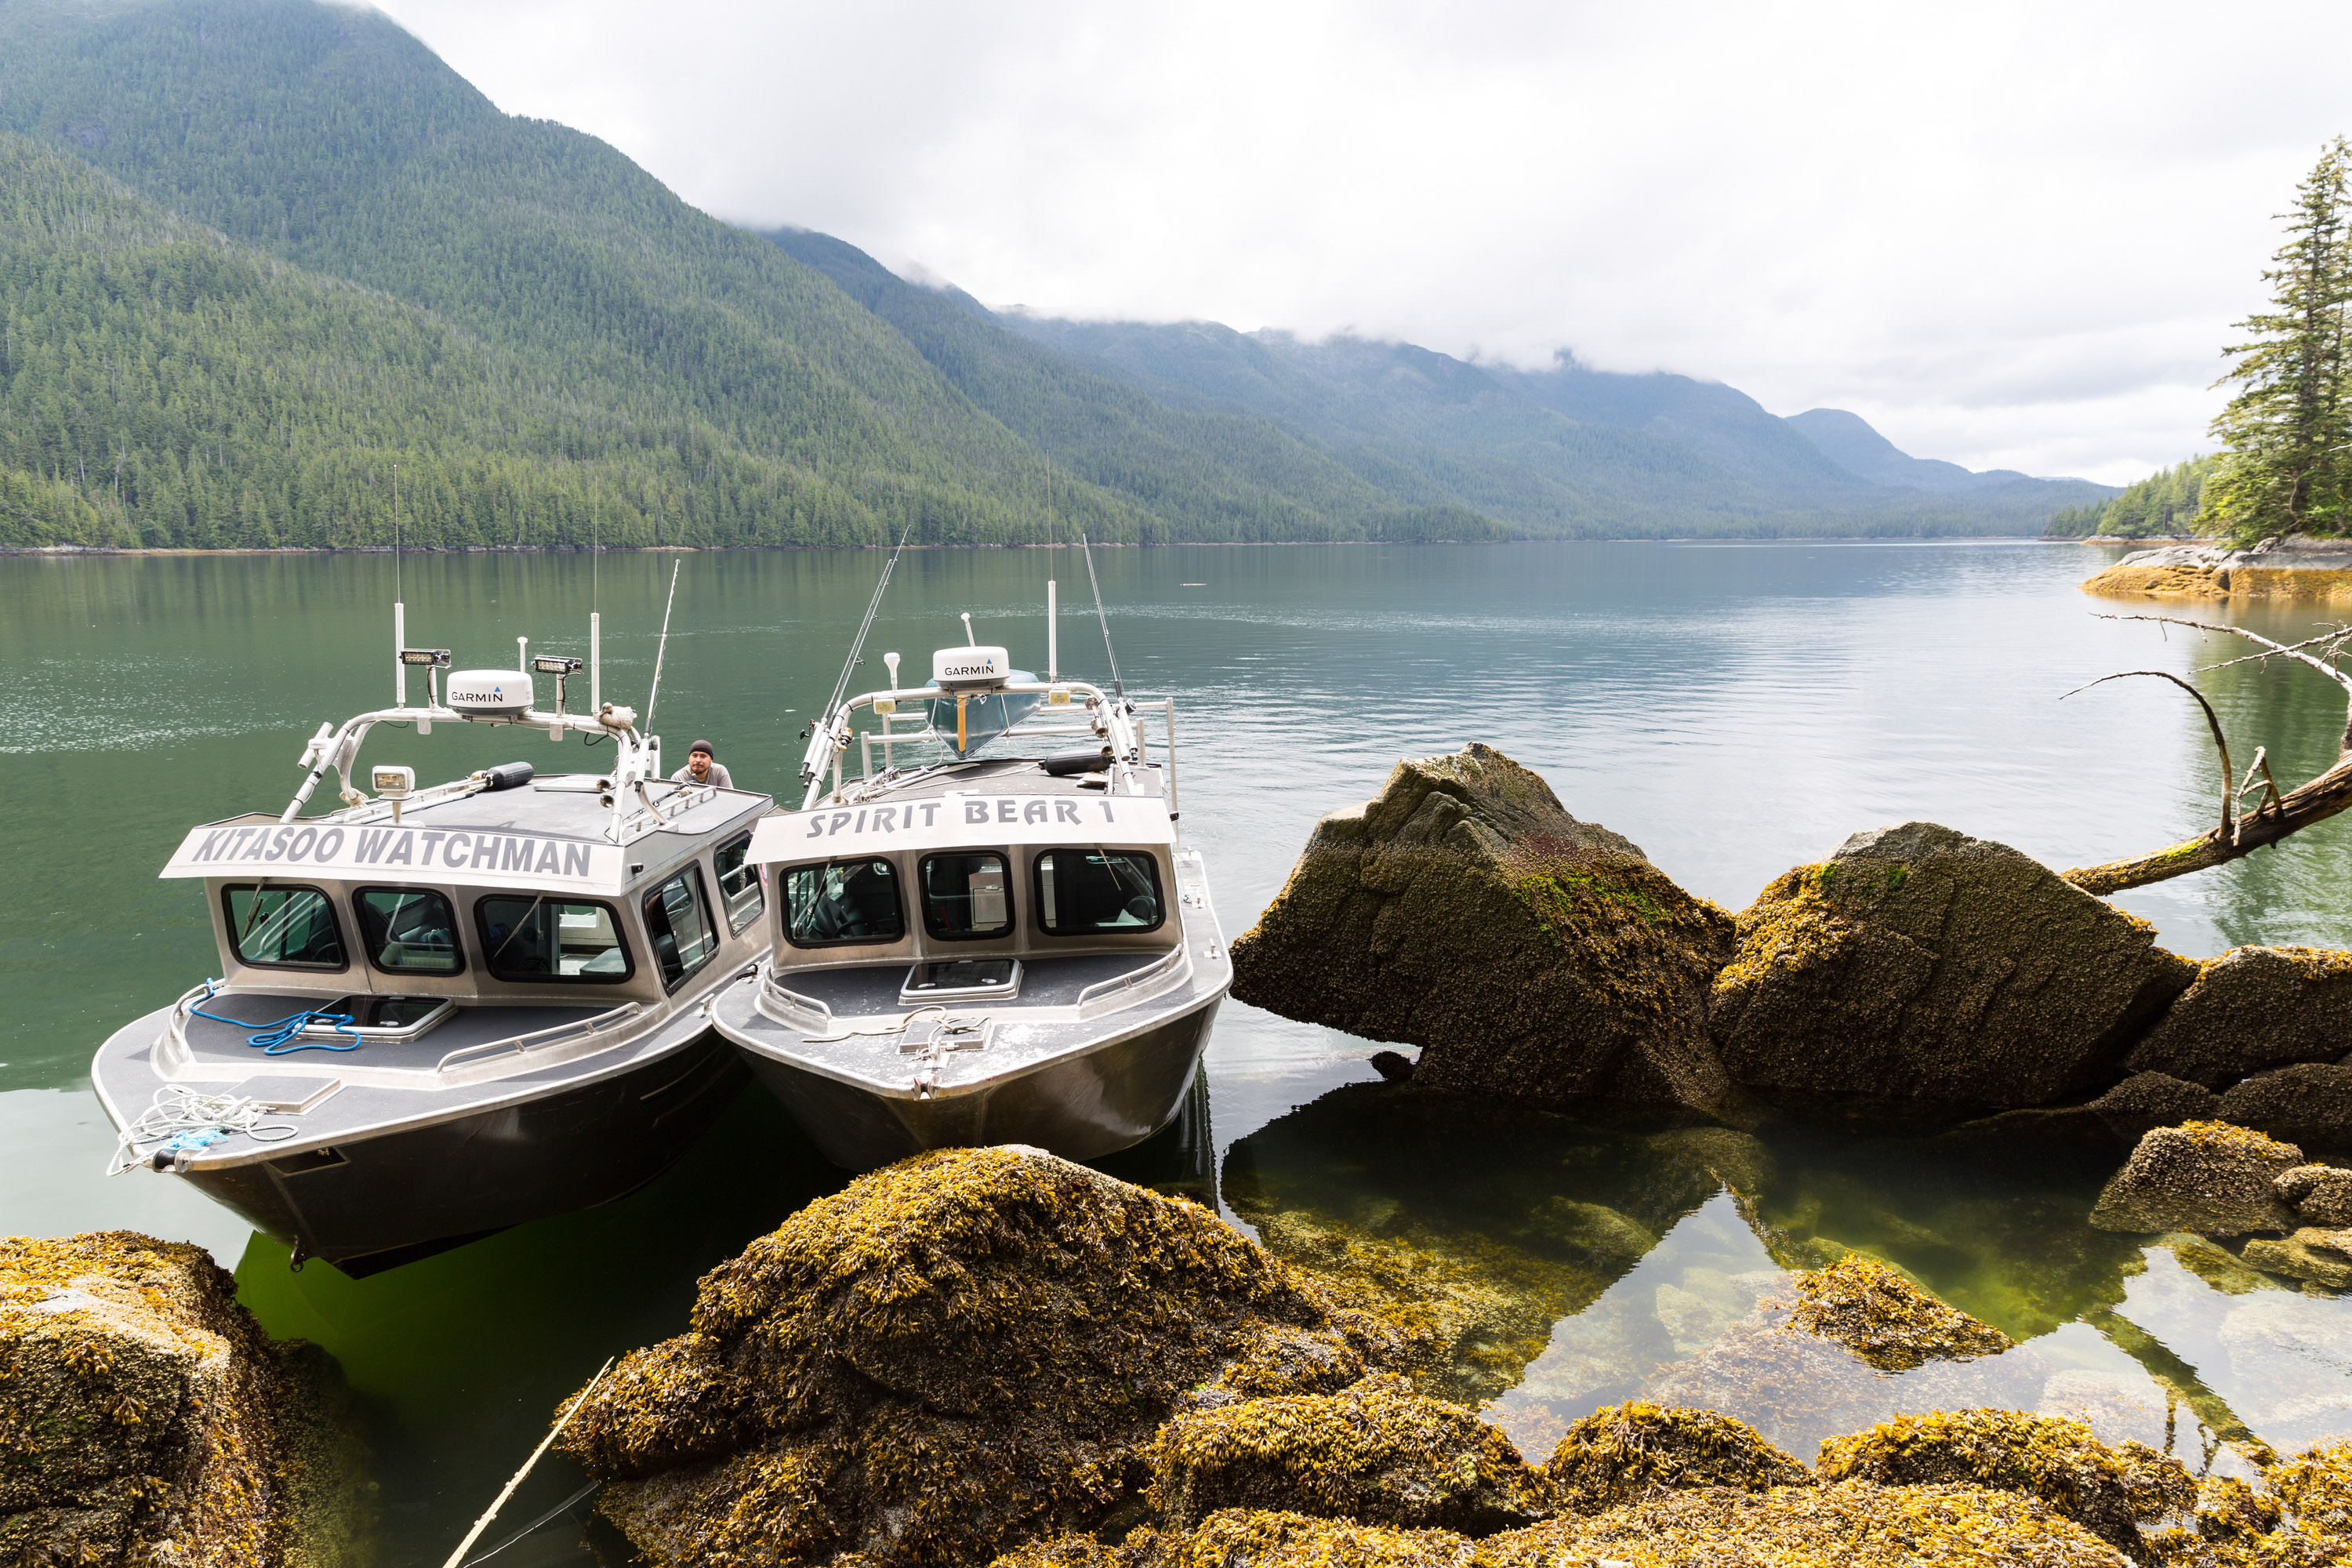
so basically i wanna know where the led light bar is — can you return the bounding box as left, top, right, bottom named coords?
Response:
left=399, top=648, right=452, bottom=667
left=531, top=655, right=585, bottom=676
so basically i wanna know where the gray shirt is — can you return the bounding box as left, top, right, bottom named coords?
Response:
left=671, top=760, right=733, bottom=789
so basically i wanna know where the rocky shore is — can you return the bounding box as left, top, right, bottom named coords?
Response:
left=2081, top=535, right=2352, bottom=601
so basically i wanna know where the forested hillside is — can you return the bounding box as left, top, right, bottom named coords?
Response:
left=2045, top=456, right=2216, bottom=539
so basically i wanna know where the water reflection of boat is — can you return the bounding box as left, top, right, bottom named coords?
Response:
left=710, top=560, right=1230, bottom=1171
left=89, top=620, right=771, bottom=1276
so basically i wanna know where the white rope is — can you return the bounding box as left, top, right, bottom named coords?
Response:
left=107, top=1084, right=299, bottom=1177
left=801, top=1004, right=948, bottom=1044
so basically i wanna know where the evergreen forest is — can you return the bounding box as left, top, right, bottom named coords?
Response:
left=2044, top=456, right=2217, bottom=539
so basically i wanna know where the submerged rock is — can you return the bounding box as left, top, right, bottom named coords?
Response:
left=561, top=1147, right=1409, bottom=1568
left=1478, top=1481, right=2131, bottom=1568
left=1815, top=1410, right=2194, bottom=1560
left=1228, top=745, right=1738, bottom=1118
left=2125, top=947, right=2352, bottom=1091
left=0, top=1231, right=363, bottom=1568
left=2241, top=1229, right=2352, bottom=1290
left=1784, top=1253, right=2014, bottom=1372
left=1149, top=1379, right=1546, bottom=1536
left=1537, top=1401, right=1808, bottom=1513
left=1709, top=822, right=2198, bottom=1111
left=2091, top=1122, right=2304, bottom=1235
left=2278, top=1165, right=2352, bottom=1227
left=2217, top=1065, right=2352, bottom=1156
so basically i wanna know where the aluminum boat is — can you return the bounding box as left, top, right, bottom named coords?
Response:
left=90, top=609, right=770, bottom=1275
left=708, top=557, right=1230, bottom=1171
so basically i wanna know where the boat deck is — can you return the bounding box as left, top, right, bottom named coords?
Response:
left=180, top=992, right=610, bottom=1073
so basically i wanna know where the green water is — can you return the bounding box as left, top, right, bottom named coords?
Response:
left=4, top=542, right=2350, bottom=1562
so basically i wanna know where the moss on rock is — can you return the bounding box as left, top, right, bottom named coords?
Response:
left=0, top=1230, right=365, bottom=1568
left=2125, top=948, right=2352, bottom=1091
left=1150, top=1378, right=1546, bottom=1536
left=1475, top=1480, right=2134, bottom=1568
left=2092, top=1123, right=2305, bottom=1236
left=1537, top=1401, right=1809, bottom=1513
left=1785, top=1254, right=2015, bottom=1372
left=2241, top=1230, right=2352, bottom=1290
left=1228, top=745, right=1737, bottom=1118
left=1815, top=1409, right=2194, bottom=1560
left=561, top=1147, right=1411, bottom=1568
left=1709, top=823, right=2198, bottom=1110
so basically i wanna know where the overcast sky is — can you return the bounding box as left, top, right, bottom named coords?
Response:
left=372, top=0, right=2352, bottom=485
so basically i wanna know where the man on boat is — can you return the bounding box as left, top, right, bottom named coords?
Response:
left=672, top=739, right=733, bottom=789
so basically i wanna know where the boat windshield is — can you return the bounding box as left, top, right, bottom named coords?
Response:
left=223, top=885, right=347, bottom=971
left=783, top=859, right=903, bottom=947
left=1034, top=851, right=1163, bottom=935
left=644, top=869, right=718, bottom=992
left=355, top=887, right=464, bottom=975
left=920, top=852, right=1012, bottom=940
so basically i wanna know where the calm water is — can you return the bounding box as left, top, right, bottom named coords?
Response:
left=5, top=541, right=2350, bottom=1562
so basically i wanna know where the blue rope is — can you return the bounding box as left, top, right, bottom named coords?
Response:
left=188, top=982, right=362, bottom=1054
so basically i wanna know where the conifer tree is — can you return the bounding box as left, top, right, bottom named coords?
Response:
left=2206, top=137, right=2352, bottom=544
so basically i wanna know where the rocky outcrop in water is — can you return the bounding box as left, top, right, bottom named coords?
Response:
left=1227, top=745, right=1738, bottom=1120
left=1537, top=1400, right=1809, bottom=1512
left=559, top=1146, right=1414, bottom=1568
left=1710, top=822, right=2198, bottom=1110
left=2125, top=946, right=2352, bottom=1089
left=2081, top=535, right=2352, bottom=602
left=0, top=1231, right=363, bottom=1568
left=1149, top=1379, right=1547, bottom=1536
left=2278, top=1164, right=2352, bottom=1225
left=2091, top=1122, right=2306, bottom=1235
left=1783, top=1253, right=2014, bottom=1372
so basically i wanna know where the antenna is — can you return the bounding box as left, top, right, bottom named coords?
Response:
left=1044, top=460, right=1058, bottom=681
left=590, top=483, right=601, bottom=713
left=822, top=526, right=911, bottom=721
left=644, top=559, right=681, bottom=735
left=1079, top=533, right=1123, bottom=700
left=960, top=612, right=977, bottom=647
left=393, top=462, right=405, bottom=707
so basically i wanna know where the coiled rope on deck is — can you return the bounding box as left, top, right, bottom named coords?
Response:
left=107, top=1084, right=299, bottom=1176
left=187, top=980, right=362, bottom=1054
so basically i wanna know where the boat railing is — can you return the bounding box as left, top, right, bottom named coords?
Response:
left=1074, top=945, right=1189, bottom=1020
left=434, top=1002, right=645, bottom=1073
left=756, top=967, right=837, bottom=1031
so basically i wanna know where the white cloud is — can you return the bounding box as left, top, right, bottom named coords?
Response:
left=375, top=0, right=2352, bottom=485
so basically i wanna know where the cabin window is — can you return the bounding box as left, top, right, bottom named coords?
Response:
left=782, top=859, right=903, bottom=947
left=1034, top=851, right=1165, bottom=936
left=920, top=852, right=1013, bottom=941
left=713, top=832, right=764, bottom=935
left=222, top=885, right=347, bottom=971
left=354, top=887, right=465, bottom=976
left=644, top=868, right=718, bottom=992
left=475, top=896, right=633, bottom=982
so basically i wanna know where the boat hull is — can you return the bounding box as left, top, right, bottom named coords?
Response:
left=141, top=1028, right=746, bottom=1276
left=734, top=997, right=1219, bottom=1171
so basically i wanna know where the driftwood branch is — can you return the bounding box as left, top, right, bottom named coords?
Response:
left=2061, top=616, right=2352, bottom=896
left=2060, top=670, right=2236, bottom=838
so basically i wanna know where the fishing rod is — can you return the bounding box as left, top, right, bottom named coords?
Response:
left=1079, top=532, right=1123, bottom=701
left=644, top=559, right=681, bottom=735
left=803, top=524, right=913, bottom=785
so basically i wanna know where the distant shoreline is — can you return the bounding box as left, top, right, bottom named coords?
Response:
left=0, top=536, right=2075, bottom=557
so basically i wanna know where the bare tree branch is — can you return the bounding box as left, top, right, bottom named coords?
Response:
left=2060, top=670, right=2236, bottom=837
left=2062, top=617, right=2352, bottom=896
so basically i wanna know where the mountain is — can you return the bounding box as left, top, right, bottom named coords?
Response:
left=1781, top=408, right=2052, bottom=497
left=0, top=0, right=2111, bottom=549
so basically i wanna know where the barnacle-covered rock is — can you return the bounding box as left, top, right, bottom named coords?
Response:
left=562, top=1147, right=1410, bottom=1568
left=2091, top=1123, right=2304, bottom=1236
left=989, top=1529, right=1163, bottom=1568
left=2241, top=1229, right=2352, bottom=1290
left=1709, top=823, right=2198, bottom=1109
left=1161, top=1508, right=1477, bottom=1567
left=1150, top=1379, right=1546, bottom=1536
left=2217, top=1066, right=2352, bottom=1158
left=2125, top=948, right=2352, bottom=1091
left=1815, top=1409, right=2194, bottom=1559
left=1537, top=1401, right=1809, bottom=1513
left=1787, top=1254, right=2014, bottom=1372
left=0, top=1231, right=365, bottom=1568
left=2278, top=1166, right=2352, bottom=1227
left=1228, top=745, right=1739, bottom=1118
left=1476, top=1481, right=2133, bottom=1567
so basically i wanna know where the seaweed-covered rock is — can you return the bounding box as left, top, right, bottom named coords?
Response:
left=1477, top=1481, right=2132, bottom=1567
left=1709, top=823, right=2198, bottom=1109
left=2125, top=947, right=2352, bottom=1091
left=2269, top=1440, right=2352, bottom=1534
left=1228, top=745, right=1738, bottom=1117
left=2278, top=1166, right=2352, bottom=1226
left=1150, top=1379, right=1545, bottom=1536
left=2241, top=1229, right=2352, bottom=1290
left=2218, top=1065, right=2352, bottom=1156
left=1786, top=1253, right=2014, bottom=1372
left=989, top=1530, right=1163, bottom=1568
left=1815, top=1410, right=2194, bottom=1559
left=1164, top=1509, right=1477, bottom=1567
left=561, top=1147, right=1408, bottom=1568
left=2091, top=1123, right=2304, bottom=1236
left=0, top=1231, right=362, bottom=1568
left=2081, top=537, right=2352, bottom=603
left=1537, top=1401, right=1808, bottom=1513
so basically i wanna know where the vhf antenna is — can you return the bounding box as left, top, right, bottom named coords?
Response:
left=645, top=558, right=681, bottom=735
left=805, top=525, right=913, bottom=782
left=1079, top=532, right=1123, bottom=700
